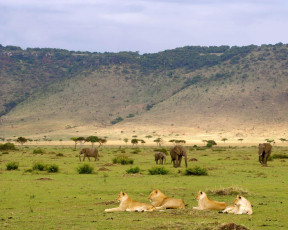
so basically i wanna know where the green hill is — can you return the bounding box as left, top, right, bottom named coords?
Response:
left=1, top=43, right=288, bottom=142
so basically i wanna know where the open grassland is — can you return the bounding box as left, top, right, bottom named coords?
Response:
left=1, top=145, right=288, bottom=229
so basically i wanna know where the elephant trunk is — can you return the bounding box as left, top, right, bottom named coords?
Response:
left=185, top=155, right=188, bottom=168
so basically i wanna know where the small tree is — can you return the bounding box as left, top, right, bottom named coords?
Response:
left=77, top=137, right=86, bottom=148
left=99, top=138, right=107, bottom=146
left=71, top=137, right=78, bottom=150
left=145, top=135, right=153, bottom=139
left=16, top=137, right=27, bottom=151
left=206, top=140, right=217, bottom=148
left=131, top=139, right=138, bottom=146
left=153, top=138, right=163, bottom=147
left=124, top=138, right=129, bottom=145
left=221, top=138, right=228, bottom=143
left=279, top=138, right=287, bottom=143
left=86, top=136, right=99, bottom=148
left=238, top=138, right=244, bottom=143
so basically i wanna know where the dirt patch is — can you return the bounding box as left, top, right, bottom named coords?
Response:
left=219, top=223, right=249, bottom=230
left=103, top=163, right=116, bottom=166
left=189, top=158, right=198, bottom=161
left=95, top=201, right=117, bottom=205
left=98, top=167, right=110, bottom=171
left=35, top=178, right=54, bottom=181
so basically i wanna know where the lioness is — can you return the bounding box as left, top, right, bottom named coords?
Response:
left=193, top=191, right=227, bottom=210
left=104, top=191, right=155, bottom=212
left=222, top=195, right=253, bottom=215
left=148, top=189, right=185, bottom=210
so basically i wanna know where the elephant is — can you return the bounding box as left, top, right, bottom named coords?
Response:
left=154, top=152, right=166, bottom=165
left=170, top=145, right=188, bottom=168
left=258, top=143, right=272, bottom=166
left=79, top=148, right=99, bottom=161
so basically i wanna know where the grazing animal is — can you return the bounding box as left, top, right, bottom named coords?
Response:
left=148, top=189, right=185, bottom=210
left=104, top=192, right=155, bottom=212
left=79, top=148, right=99, bottom=161
left=193, top=191, right=227, bottom=211
left=222, top=195, right=253, bottom=215
left=170, top=145, right=188, bottom=168
left=154, top=152, right=166, bottom=165
left=258, top=143, right=272, bottom=166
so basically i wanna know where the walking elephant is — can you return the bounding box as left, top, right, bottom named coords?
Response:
left=154, top=152, right=166, bottom=165
left=79, top=148, right=99, bottom=161
left=170, top=145, right=188, bottom=168
left=258, top=143, right=272, bottom=166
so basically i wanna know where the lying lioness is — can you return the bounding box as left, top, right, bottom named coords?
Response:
left=104, top=191, right=155, bottom=212
left=193, top=191, right=227, bottom=210
left=222, top=195, right=253, bottom=215
left=148, top=189, right=185, bottom=210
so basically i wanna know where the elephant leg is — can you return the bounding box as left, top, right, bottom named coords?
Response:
left=178, top=156, right=182, bottom=167
left=174, top=155, right=179, bottom=168
left=83, top=156, right=86, bottom=161
left=160, top=159, right=163, bottom=165
left=263, top=151, right=270, bottom=166
left=88, top=156, right=91, bottom=161
left=156, top=159, right=158, bottom=164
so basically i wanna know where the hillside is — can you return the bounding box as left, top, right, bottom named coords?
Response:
left=1, top=43, right=288, bottom=143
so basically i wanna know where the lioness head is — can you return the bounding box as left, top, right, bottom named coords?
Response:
left=117, top=191, right=128, bottom=202
left=233, top=195, right=247, bottom=206
left=195, top=191, right=206, bottom=200
left=148, top=189, right=164, bottom=201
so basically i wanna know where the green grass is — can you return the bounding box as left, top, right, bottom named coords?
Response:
left=0, top=145, right=288, bottom=229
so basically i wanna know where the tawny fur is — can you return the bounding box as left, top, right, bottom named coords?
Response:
left=193, top=191, right=227, bottom=210
left=105, top=192, right=155, bottom=212
left=148, top=189, right=185, bottom=210
left=223, top=195, right=253, bottom=215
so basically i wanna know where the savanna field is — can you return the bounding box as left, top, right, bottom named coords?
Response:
left=1, top=143, right=288, bottom=230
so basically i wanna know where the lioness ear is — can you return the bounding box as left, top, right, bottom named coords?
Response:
left=155, top=190, right=158, bottom=194
left=122, top=192, right=125, bottom=196
left=238, top=196, right=242, bottom=199
left=200, top=191, right=203, bottom=194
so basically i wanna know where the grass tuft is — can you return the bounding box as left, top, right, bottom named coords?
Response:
left=112, top=155, right=134, bottom=165
left=126, top=166, right=140, bottom=174
left=6, top=161, right=19, bottom=170
left=77, top=164, right=94, bottom=174
left=184, top=166, right=208, bottom=176
left=148, top=166, right=169, bottom=175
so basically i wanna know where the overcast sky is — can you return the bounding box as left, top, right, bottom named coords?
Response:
left=0, top=0, right=287, bottom=53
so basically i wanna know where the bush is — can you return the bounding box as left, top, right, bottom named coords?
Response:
left=112, top=155, right=134, bottom=165
left=131, top=148, right=141, bottom=154
left=33, top=148, right=45, bottom=154
left=126, top=166, right=140, bottom=174
left=2, top=151, right=9, bottom=154
left=148, top=166, right=169, bottom=175
left=47, top=164, right=59, bottom=173
left=6, top=162, right=19, bottom=170
left=185, top=166, right=208, bottom=176
left=272, top=153, right=288, bottom=159
left=56, top=153, right=64, bottom=157
left=0, top=143, right=16, bottom=150
left=32, top=162, right=46, bottom=171
left=77, top=164, right=94, bottom=174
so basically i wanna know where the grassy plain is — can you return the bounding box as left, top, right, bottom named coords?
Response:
left=1, top=144, right=288, bottom=230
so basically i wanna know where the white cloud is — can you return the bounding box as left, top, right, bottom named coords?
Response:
left=0, top=0, right=287, bottom=53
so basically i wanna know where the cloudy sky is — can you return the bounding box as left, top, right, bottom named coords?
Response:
left=0, top=0, right=287, bottom=53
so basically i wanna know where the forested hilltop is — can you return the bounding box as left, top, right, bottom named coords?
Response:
left=1, top=43, right=288, bottom=139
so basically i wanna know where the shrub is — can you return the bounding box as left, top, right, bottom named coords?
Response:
left=126, top=166, right=140, bottom=174
left=112, top=155, right=134, bottom=165
left=272, top=153, right=288, bottom=159
left=2, top=151, right=9, bottom=154
left=47, top=164, right=59, bottom=173
left=131, top=148, right=141, bottom=154
left=56, top=153, right=64, bottom=157
left=32, top=162, right=46, bottom=171
left=0, top=143, right=16, bottom=150
left=77, top=164, right=94, bottom=174
left=148, top=166, right=169, bottom=175
left=6, top=162, right=19, bottom=170
left=185, top=166, right=208, bottom=176
left=33, top=148, right=45, bottom=154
